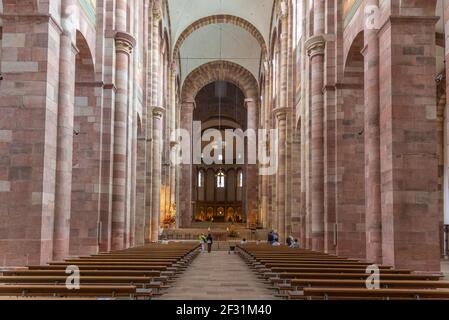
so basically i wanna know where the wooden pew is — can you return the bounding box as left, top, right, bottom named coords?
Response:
left=0, top=284, right=147, bottom=299
left=302, top=287, right=449, bottom=300
left=0, top=243, right=201, bottom=300
left=237, top=244, right=447, bottom=300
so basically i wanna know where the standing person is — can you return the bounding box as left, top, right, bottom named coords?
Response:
left=207, top=234, right=213, bottom=253
left=199, top=233, right=206, bottom=252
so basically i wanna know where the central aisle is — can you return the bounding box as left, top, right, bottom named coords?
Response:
left=156, top=250, right=278, bottom=300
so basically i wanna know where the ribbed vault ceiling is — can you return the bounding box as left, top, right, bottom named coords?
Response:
left=167, top=0, right=274, bottom=84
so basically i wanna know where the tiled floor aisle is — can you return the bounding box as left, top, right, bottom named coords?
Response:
left=156, top=251, right=278, bottom=300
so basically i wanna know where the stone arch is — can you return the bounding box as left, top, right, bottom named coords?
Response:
left=181, top=60, right=259, bottom=102
left=173, top=15, right=267, bottom=61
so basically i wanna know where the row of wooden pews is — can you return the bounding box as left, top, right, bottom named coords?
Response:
left=237, top=244, right=449, bottom=300
left=0, top=242, right=200, bottom=300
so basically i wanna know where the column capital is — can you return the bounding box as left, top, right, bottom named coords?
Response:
left=181, top=99, right=195, bottom=109
left=244, top=98, right=258, bottom=107
left=263, top=60, right=270, bottom=73
left=152, top=3, right=163, bottom=25
left=170, top=61, right=178, bottom=74
left=272, top=107, right=291, bottom=120
left=152, top=106, right=165, bottom=119
left=115, top=31, right=136, bottom=55
left=305, top=35, right=326, bottom=58
left=278, top=1, right=288, bottom=20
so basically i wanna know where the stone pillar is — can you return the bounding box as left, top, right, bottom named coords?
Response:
left=261, top=63, right=271, bottom=229
left=53, top=0, right=78, bottom=260
left=379, top=15, right=440, bottom=271
left=363, top=0, right=382, bottom=264
left=0, top=8, right=61, bottom=265
left=273, top=108, right=289, bottom=241
left=111, top=0, right=135, bottom=250
left=272, top=4, right=290, bottom=242
left=304, top=0, right=326, bottom=252
left=148, top=5, right=163, bottom=241
left=245, top=98, right=258, bottom=228
left=151, top=107, right=165, bottom=241
left=180, top=101, right=195, bottom=228
left=306, top=32, right=325, bottom=251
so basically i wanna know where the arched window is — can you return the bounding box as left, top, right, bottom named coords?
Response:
left=216, top=171, right=225, bottom=188
left=238, top=171, right=243, bottom=187
left=198, top=170, right=203, bottom=187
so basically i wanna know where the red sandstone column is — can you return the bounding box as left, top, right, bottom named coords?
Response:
left=169, top=65, right=177, bottom=221
left=149, top=5, right=164, bottom=241
left=245, top=98, right=258, bottom=228
left=111, top=0, right=135, bottom=250
left=273, top=108, right=289, bottom=241
left=306, top=0, right=326, bottom=251
left=151, top=107, right=165, bottom=241
left=363, top=0, right=382, bottom=264
left=379, top=14, right=440, bottom=271
left=261, top=63, right=271, bottom=229
left=179, top=101, right=195, bottom=228
left=53, top=0, right=78, bottom=260
left=272, top=4, right=291, bottom=242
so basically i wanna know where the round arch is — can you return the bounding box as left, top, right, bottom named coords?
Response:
left=173, top=15, right=267, bottom=61
left=181, top=60, right=259, bottom=103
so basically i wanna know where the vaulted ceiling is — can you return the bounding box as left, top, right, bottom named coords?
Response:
left=167, top=0, right=274, bottom=84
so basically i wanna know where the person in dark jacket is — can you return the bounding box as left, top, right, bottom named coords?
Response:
left=206, top=234, right=213, bottom=253
left=267, top=230, right=274, bottom=244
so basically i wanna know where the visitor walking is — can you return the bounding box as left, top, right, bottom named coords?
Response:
left=207, top=234, right=213, bottom=253
left=199, top=233, right=207, bottom=252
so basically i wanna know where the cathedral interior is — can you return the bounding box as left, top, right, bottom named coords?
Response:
left=1, top=0, right=449, bottom=301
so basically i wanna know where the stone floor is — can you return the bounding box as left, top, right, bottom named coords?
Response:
left=156, top=250, right=278, bottom=300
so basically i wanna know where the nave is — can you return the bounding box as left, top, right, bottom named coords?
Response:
left=1, top=241, right=449, bottom=300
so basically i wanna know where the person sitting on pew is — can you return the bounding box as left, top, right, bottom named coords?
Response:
left=286, top=235, right=294, bottom=247
left=267, top=230, right=274, bottom=245
left=273, top=231, right=280, bottom=243
left=289, top=239, right=300, bottom=248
